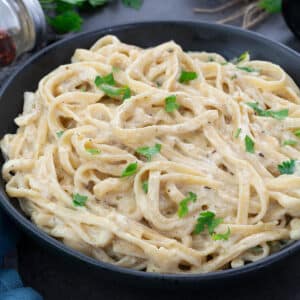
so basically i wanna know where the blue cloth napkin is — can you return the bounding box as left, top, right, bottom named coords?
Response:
left=0, top=209, right=43, bottom=300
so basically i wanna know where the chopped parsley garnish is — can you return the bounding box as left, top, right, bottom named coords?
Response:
left=72, top=193, right=88, bottom=207
left=294, top=129, right=300, bottom=137
left=179, top=70, right=198, bottom=83
left=121, top=162, right=138, bottom=177
left=278, top=159, right=296, bottom=175
left=86, top=148, right=101, bottom=155
left=212, top=227, right=231, bottom=241
left=177, top=192, right=197, bottom=218
left=258, top=0, right=282, bottom=13
left=237, top=66, right=258, bottom=73
left=234, top=128, right=241, bottom=138
left=165, top=95, right=180, bottom=112
left=122, top=0, right=143, bottom=9
left=47, top=10, right=83, bottom=34
left=245, top=135, right=255, bottom=153
left=193, top=211, right=230, bottom=241
left=136, top=144, right=161, bottom=161
left=122, top=86, right=131, bottom=100
left=231, top=51, right=249, bottom=64
left=95, top=73, right=115, bottom=86
left=246, top=102, right=288, bottom=120
left=283, top=140, right=297, bottom=146
left=142, top=180, right=148, bottom=193
left=208, top=56, right=215, bottom=62
left=56, top=131, right=64, bottom=138
left=94, top=74, right=131, bottom=101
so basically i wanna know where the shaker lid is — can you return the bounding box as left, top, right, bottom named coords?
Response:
left=22, top=0, right=47, bottom=48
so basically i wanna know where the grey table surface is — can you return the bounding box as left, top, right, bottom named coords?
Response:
left=2, top=0, right=300, bottom=299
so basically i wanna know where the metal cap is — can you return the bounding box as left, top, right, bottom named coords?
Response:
left=22, top=0, right=47, bottom=48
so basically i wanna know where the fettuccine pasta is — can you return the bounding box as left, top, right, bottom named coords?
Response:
left=2, top=35, right=300, bottom=273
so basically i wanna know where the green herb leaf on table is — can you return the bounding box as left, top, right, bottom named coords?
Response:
left=258, top=0, right=282, bottom=13
left=165, top=95, right=180, bottom=112
left=245, top=135, right=255, bottom=153
left=136, top=144, right=161, bottom=161
left=56, top=130, right=64, bottom=138
left=278, top=159, right=296, bottom=175
left=121, top=162, right=138, bottom=177
left=179, top=70, right=198, bottom=83
left=142, top=180, right=148, bottom=193
left=86, top=148, right=101, bottom=155
left=88, top=0, right=109, bottom=7
left=47, top=10, right=83, bottom=34
left=122, top=0, right=143, bottom=9
left=178, top=192, right=197, bottom=218
left=72, top=193, right=88, bottom=206
left=246, top=102, right=288, bottom=120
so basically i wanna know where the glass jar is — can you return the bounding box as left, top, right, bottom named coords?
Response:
left=0, top=0, right=47, bottom=67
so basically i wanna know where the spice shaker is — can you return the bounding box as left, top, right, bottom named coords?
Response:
left=0, top=0, right=47, bottom=67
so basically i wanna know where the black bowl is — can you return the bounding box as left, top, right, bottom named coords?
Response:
left=1, top=21, right=300, bottom=288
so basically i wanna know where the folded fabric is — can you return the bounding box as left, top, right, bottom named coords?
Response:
left=0, top=210, right=43, bottom=299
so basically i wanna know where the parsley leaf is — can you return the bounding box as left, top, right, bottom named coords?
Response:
left=246, top=102, right=288, bottom=120
left=72, top=193, right=88, bottom=207
left=122, top=0, right=143, bottom=9
left=258, top=0, right=282, bottom=13
left=165, top=95, right=180, bottom=112
left=237, top=66, right=258, bottom=73
left=283, top=140, right=297, bottom=146
left=178, top=192, right=197, bottom=218
left=245, top=135, right=255, bottom=153
left=179, top=70, right=198, bottom=83
left=95, top=73, right=115, bottom=86
left=47, top=10, right=83, bottom=34
left=56, top=130, right=64, bottom=138
left=142, top=180, right=148, bottom=193
left=88, top=0, right=109, bottom=7
left=193, top=211, right=230, bottom=241
left=294, top=129, right=300, bottom=137
left=231, top=51, right=249, bottom=64
left=212, top=227, right=231, bottom=241
left=94, top=75, right=131, bottom=100
left=122, top=86, right=131, bottom=100
left=136, top=144, right=161, bottom=161
left=278, top=159, right=296, bottom=175
left=194, top=211, right=223, bottom=235
left=86, top=148, right=101, bottom=155
left=121, top=162, right=138, bottom=177
left=234, top=128, right=241, bottom=138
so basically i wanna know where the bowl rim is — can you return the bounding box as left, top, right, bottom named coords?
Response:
left=1, top=20, right=300, bottom=282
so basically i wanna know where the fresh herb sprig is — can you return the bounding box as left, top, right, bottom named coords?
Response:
left=94, top=73, right=131, bottom=101
left=258, top=0, right=282, bottom=14
left=177, top=192, right=197, bottom=218
left=194, top=211, right=230, bottom=241
left=278, top=159, right=296, bottom=175
left=40, top=0, right=143, bottom=34
left=136, top=144, right=161, bottom=161
left=246, top=102, right=288, bottom=120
